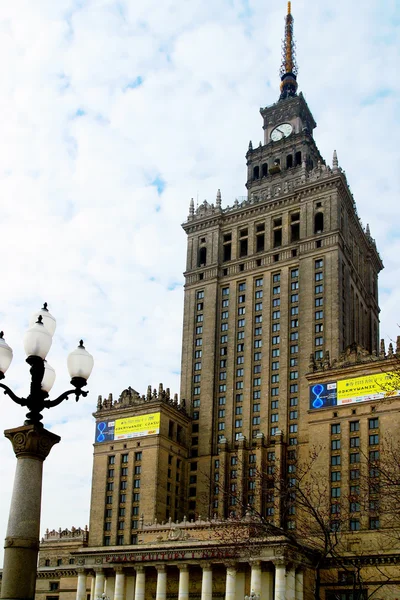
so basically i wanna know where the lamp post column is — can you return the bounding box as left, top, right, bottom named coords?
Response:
left=0, top=424, right=60, bottom=600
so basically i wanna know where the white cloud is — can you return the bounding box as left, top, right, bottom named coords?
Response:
left=0, top=0, right=398, bottom=565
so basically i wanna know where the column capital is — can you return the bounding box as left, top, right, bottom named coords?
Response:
left=76, top=567, right=87, bottom=574
left=178, top=563, right=189, bottom=572
left=273, top=557, right=287, bottom=568
left=224, top=561, right=238, bottom=570
left=5, top=424, right=60, bottom=461
left=115, top=565, right=125, bottom=573
left=155, top=563, right=166, bottom=572
left=135, top=565, right=145, bottom=573
left=250, top=559, right=262, bottom=567
left=201, top=562, right=212, bottom=571
left=93, top=566, right=104, bottom=573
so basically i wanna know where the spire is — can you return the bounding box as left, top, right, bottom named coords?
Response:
left=189, top=198, right=194, bottom=217
left=279, top=2, right=298, bottom=101
left=216, top=189, right=221, bottom=209
left=332, top=149, right=339, bottom=172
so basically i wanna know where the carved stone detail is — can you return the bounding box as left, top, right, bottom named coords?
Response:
left=4, top=424, right=60, bottom=461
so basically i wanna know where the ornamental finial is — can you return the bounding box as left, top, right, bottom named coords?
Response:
left=279, top=2, right=298, bottom=100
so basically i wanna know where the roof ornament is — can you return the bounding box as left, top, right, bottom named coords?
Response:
left=189, top=198, right=194, bottom=217
left=279, top=2, right=298, bottom=100
left=216, top=189, right=222, bottom=209
left=332, top=149, right=339, bottom=172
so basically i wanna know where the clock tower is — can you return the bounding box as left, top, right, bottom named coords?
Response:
left=246, top=2, right=323, bottom=198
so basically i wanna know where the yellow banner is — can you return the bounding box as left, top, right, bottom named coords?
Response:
left=337, top=372, right=400, bottom=405
left=114, top=413, right=160, bottom=439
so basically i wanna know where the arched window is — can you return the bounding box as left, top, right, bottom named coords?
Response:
left=295, top=151, right=302, bottom=166
left=253, top=166, right=260, bottom=180
left=198, top=247, right=207, bottom=267
left=314, top=213, right=324, bottom=234
left=262, top=163, right=268, bottom=177
left=286, top=154, right=293, bottom=169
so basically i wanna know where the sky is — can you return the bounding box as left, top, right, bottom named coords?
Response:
left=0, top=0, right=398, bottom=564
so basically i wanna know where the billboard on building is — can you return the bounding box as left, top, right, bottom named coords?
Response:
left=337, top=372, right=400, bottom=405
left=95, top=419, right=115, bottom=443
left=309, top=382, right=337, bottom=409
left=114, top=412, right=161, bottom=440
left=309, top=371, right=400, bottom=410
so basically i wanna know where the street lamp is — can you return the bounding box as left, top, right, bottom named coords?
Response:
left=0, top=304, right=94, bottom=600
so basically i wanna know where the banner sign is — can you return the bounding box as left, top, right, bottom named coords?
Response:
left=309, top=372, right=400, bottom=410
left=114, top=413, right=161, bottom=440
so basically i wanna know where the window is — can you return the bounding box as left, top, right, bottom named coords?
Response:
left=291, top=294, right=299, bottom=303
left=289, top=424, right=298, bottom=433
left=370, top=518, right=380, bottom=530
left=237, top=343, right=244, bottom=352
left=108, top=468, right=114, bottom=478
left=331, top=471, right=341, bottom=482
left=236, top=394, right=243, bottom=402
left=273, top=286, right=280, bottom=295
left=238, top=294, right=245, bottom=303
left=291, top=268, right=299, bottom=278
left=254, top=352, right=262, bottom=361
left=350, top=421, right=360, bottom=432
left=197, top=290, right=204, bottom=299
left=290, top=371, right=298, bottom=380
left=271, top=388, right=279, bottom=396
left=350, top=453, right=360, bottom=464
left=331, top=440, right=341, bottom=450
left=291, top=281, right=299, bottom=290
left=222, top=299, right=229, bottom=307
left=221, top=335, right=228, bottom=343
left=369, top=434, right=379, bottom=445
left=349, top=519, right=360, bottom=531
left=271, top=401, right=279, bottom=410
left=290, top=411, right=298, bottom=420
left=254, top=339, right=262, bottom=348
left=290, top=332, right=299, bottom=341
left=271, top=414, right=279, bottom=423
left=238, top=318, right=245, bottom=328
left=49, top=583, right=59, bottom=591
left=220, top=347, right=227, bottom=356
left=315, top=271, right=323, bottom=281
left=331, top=487, right=341, bottom=498
left=271, top=374, right=279, bottom=383
left=236, top=382, right=243, bottom=390
left=272, top=298, right=280, bottom=307
left=236, top=368, right=244, bottom=377
left=222, top=287, right=230, bottom=296
left=331, top=455, right=341, bottom=466
left=315, top=285, right=323, bottom=294
left=238, top=307, right=245, bottom=315
left=315, top=310, right=323, bottom=320
left=237, top=331, right=245, bottom=340
left=272, top=361, right=280, bottom=371
left=235, top=406, right=242, bottom=415
left=253, top=390, right=261, bottom=399
left=196, top=326, right=203, bottom=334
left=290, top=345, right=298, bottom=354
left=369, top=450, right=379, bottom=461
left=235, top=419, right=242, bottom=428
left=134, top=480, right=140, bottom=488
left=289, top=384, right=298, bottom=393
left=254, top=327, right=262, bottom=336
left=350, top=469, right=360, bottom=480
left=255, top=302, right=262, bottom=311
left=272, top=336, right=280, bottom=344
left=315, top=298, right=323, bottom=307
left=237, top=356, right=244, bottom=364
left=350, top=437, right=360, bottom=448
left=253, top=377, right=261, bottom=387
left=369, top=418, right=379, bottom=429
left=254, top=364, right=261, bottom=373
left=272, top=323, right=280, bottom=332
left=331, top=424, right=340, bottom=434
left=290, top=397, right=298, bottom=406
left=107, top=482, right=114, bottom=491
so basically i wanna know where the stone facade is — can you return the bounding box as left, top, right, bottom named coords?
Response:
left=33, top=5, right=400, bottom=600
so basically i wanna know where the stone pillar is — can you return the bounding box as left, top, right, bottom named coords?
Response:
left=125, top=573, right=135, bottom=600
left=76, top=568, right=87, bottom=600
left=295, top=570, right=304, bottom=600
left=134, top=566, right=145, bottom=600
left=274, top=561, right=286, bottom=600
left=178, top=564, right=189, bottom=600
left=1, top=424, right=60, bottom=600
left=94, top=568, right=105, bottom=598
left=105, top=575, right=115, bottom=600
left=201, top=564, right=213, bottom=600
left=225, top=563, right=237, bottom=600
left=114, top=567, right=126, bottom=600
left=90, top=575, right=96, bottom=600
left=286, top=568, right=296, bottom=600
left=155, top=565, right=167, bottom=600
left=250, top=560, right=262, bottom=597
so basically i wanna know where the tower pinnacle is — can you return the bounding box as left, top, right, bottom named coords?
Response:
left=279, top=2, right=298, bottom=101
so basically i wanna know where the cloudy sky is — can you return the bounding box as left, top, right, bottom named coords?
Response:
left=0, top=0, right=398, bottom=562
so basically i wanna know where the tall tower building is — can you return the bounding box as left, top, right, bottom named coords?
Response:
left=180, top=2, right=382, bottom=523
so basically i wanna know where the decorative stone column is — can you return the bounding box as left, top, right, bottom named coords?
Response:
left=250, top=560, right=262, bottom=597
left=225, top=563, right=237, bottom=600
left=94, top=567, right=105, bottom=598
left=114, top=566, right=126, bottom=600
left=134, top=566, right=145, bottom=600
left=155, top=565, right=167, bottom=600
left=295, top=570, right=304, bottom=600
left=90, top=574, right=96, bottom=600
left=286, top=568, right=296, bottom=600
left=201, top=563, right=213, bottom=600
left=274, top=560, right=286, bottom=600
left=76, top=568, right=87, bottom=600
left=178, top=563, right=189, bottom=600
left=0, top=424, right=60, bottom=600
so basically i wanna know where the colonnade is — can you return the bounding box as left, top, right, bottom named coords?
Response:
left=77, top=560, right=304, bottom=600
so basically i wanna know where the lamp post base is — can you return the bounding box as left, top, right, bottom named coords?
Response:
left=0, top=424, right=60, bottom=600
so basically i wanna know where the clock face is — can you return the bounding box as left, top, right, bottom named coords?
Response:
left=270, top=123, right=293, bottom=141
